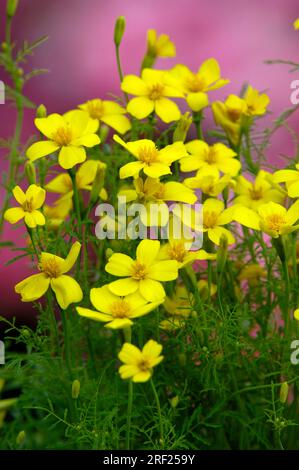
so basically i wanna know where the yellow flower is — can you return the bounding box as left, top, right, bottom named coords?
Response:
left=202, top=198, right=236, bottom=245
left=15, top=242, right=83, bottom=309
left=105, top=239, right=178, bottom=302
left=4, top=184, right=46, bottom=228
left=234, top=200, right=299, bottom=238
left=238, top=263, right=267, bottom=287
left=45, top=160, right=107, bottom=202
left=118, top=339, right=163, bottom=382
left=294, top=309, right=299, bottom=321
left=146, top=29, right=176, bottom=58
left=273, top=164, right=299, bottom=198
left=78, top=99, right=131, bottom=134
left=114, top=135, right=187, bottom=179
left=180, top=140, right=240, bottom=176
left=294, top=18, right=299, bottom=30
left=44, top=198, right=72, bottom=228
left=77, top=285, right=162, bottom=329
left=119, top=176, right=197, bottom=226
left=234, top=170, right=284, bottom=210
left=184, top=166, right=233, bottom=197
left=121, top=68, right=183, bottom=122
left=243, top=86, right=270, bottom=116
left=170, top=58, right=229, bottom=111
left=26, top=110, right=100, bottom=169
left=158, top=235, right=215, bottom=268
left=212, top=95, right=247, bottom=146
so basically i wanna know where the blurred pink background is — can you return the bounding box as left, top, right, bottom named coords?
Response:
left=1, top=0, right=299, bottom=321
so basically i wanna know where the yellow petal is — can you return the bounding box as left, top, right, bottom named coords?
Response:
left=34, top=114, right=65, bottom=138
left=121, top=75, right=148, bottom=95
left=76, top=307, right=111, bottom=322
left=58, top=146, right=86, bottom=169
left=101, top=114, right=131, bottom=134
left=132, top=371, right=152, bottom=382
left=159, top=142, right=188, bottom=164
left=64, top=110, right=91, bottom=138
left=51, top=275, right=83, bottom=309
left=127, top=97, right=155, bottom=119
left=142, top=339, right=163, bottom=359
left=198, top=58, right=220, bottom=84
left=15, top=273, right=50, bottom=302
left=208, top=226, right=235, bottom=245
left=105, top=253, right=134, bottom=276
left=148, top=260, right=178, bottom=281
left=90, top=285, right=118, bottom=313
left=72, top=134, right=100, bottom=148
left=118, top=343, right=143, bottom=364
left=139, top=278, right=166, bottom=301
left=119, top=364, right=140, bottom=379
left=30, top=210, right=46, bottom=226
left=234, top=205, right=261, bottom=230
left=105, top=318, right=133, bottom=329
left=26, top=184, right=46, bottom=209
left=45, top=173, right=72, bottom=194
left=136, top=239, right=160, bottom=266
left=12, top=186, right=26, bottom=204
left=186, top=92, right=209, bottom=111
left=154, top=97, right=181, bottom=123
left=108, top=278, right=139, bottom=296
left=143, top=163, right=172, bottom=178
left=26, top=141, right=60, bottom=162
left=4, top=207, right=25, bottom=224
left=119, top=161, right=145, bottom=179
left=163, top=182, right=197, bottom=204
left=61, top=241, right=81, bottom=273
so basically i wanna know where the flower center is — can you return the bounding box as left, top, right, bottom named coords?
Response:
left=131, top=261, right=148, bottom=280
left=205, top=148, right=217, bottom=164
left=227, top=107, right=242, bottom=122
left=40, top=257, right=61, bottom=278
left=203, top=211, right=219, bottom=229
left=168, top=242, right=186, bottom=263
left=138, top=146, right=159, bottom=164
left=186, top=75, right=206, bottom=92
left=138, top=358, right=151, bottom=371
left=22, top=197, right=34, bottom=212
left=110, top=299, right=131, bottom=318
left=148, top=83, right=165, bottom=100
left=52, top=126, right=73, bottom=146
left=249, top=187, right=263, bottom=200
left=86, top=101, right=104, bottom=119
left=265, top=214, right=286, bottom=232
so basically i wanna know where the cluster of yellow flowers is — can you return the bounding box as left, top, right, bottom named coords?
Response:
left=4, top=22, right=299, bottom=386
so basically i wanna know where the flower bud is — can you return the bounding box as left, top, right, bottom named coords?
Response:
left=217, top=233, right=228, bottom=273
left=99, top=124, right=109, bottom=144
left=71, top=379, right=81, bottom=399
left=6, top=0, right=18, bottom=17
left=170, top=396, right=179, bottom=408
left=25, top=161, right=36, bottom=185
left=36, top=104, right=47, bottom=118
left=173, top=112, right=192, bottom=143
left=90, top=163, right=105, bottom=205
left=279, top=381, right=289, bottom=404
left=105, top=248, right=114, bottom=260
left=114, top=16, right=126, bottom=47
left=16, top=430, right=26, bottom=445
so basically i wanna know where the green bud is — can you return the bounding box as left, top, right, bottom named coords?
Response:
left=141, top=54, right=156, bottom=71
left=25, top=161, right=36, bottom=185
left=178, top=353, right=186, bottom=367
left=170, top=396, right=179, bottom=408
left=217, top=233, right=228, bottom=273
left=99, top=124, right=109, bottom=144
left=279, top=381, right=289, bottom=404
left=6, top=0, right=19, bottom=17
left=1, top=42, right=8, bottom=51
left=16, top=430, right=26, bottom=445
left=173, top=112, right=192, bottom=143
left=89, top=163, right=105, bottom=205
left=17, top=68, right=23, bottom=77
left=36, top=104, right=47, bottom=118
left=71, top=379, right=81, bottom=399
left=114, top=16, right=126, bottom=47
left=105, top=248, right=114, bottom=260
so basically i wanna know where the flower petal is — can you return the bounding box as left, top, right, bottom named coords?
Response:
left=136, top=239, right=160, bottom=266
left=26, top=185, right=46, bottom=209
left=120, top=161, right=145, bottom=179
left=15, top=273, right=50, bottom=302
left=108, top=278, right=139, bottom=296
left=58, top=146, right=86, bottom=169
left=4, top=207, right=25, bottom=224
left=139, top=278, right=166, bottom=301
left=105, top=253, right=134, bottom=276
left=61, top=241, right=81, bottom=273
left=76, top=307, right=111, bottom=322
left=12, top=186, right=26, bottom=205
left=121, top=75, right=148, bottom=95
left=51, top=275, right=83, bottom=309
left=148, top=260, right=178, bottom=281
left=118, top=343, right=143, bottom=364
left=26, top=141, right=60, bottom=162
left=186, top=92, right=209, bottom=111
left=155, top=98, right=181, bottom=123
left=127, top=97, right=155, bottom=119
left=90, top=285, right=118, bottom=313
left=101, top=114, right=131, bottom=134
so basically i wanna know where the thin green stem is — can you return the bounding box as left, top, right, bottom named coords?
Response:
left=123, top=326, right=133, bottom=450
left=150, top=378, right=164, bottom=445
left=115, top=45, right=128, bottom=103
left=192, top=111, right=203, bottom=140
left=61, top=310, right=73, bottom=379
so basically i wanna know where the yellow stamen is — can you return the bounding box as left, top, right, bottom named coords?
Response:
left=22, top=198, right=34, bottom=212
left=203, top=211, right=219, bottom=229
left=110, top=299, right=131, bottom=318
left=168, top=242, right=186, bottom=263
left=148, top=83, right=165, bottom=100
left=131, top=261, right=148, bottom=280
left=185, top=75, right=206, bottom=92
left=86, top=101, right=104, bottom=119
left=40, top=257, right=61, bottom=278
left=138, top=146, right=159, bottom=164
left=52, top=127, right=73, bottom=146
left=265, top=214, right=286, bottom=232
left=138, top=359, right=151, bottom=371
left=249, top=187, right=263, bottom=201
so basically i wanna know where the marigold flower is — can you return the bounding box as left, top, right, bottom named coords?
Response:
left=79, top=99, right=131, bottom=134
left=44, top=198, right=72, bottom=228
left=45, top=160, right=107, bottom=202
left=121, top=69, right=183, bottom=123
left=4, top=184, right=46, bottom=228
left=180, top=140, right=240, bottom=176
left=234, top=170, right=284, bottom=210
left=184, top=166, right=233, bottom=197
left=234, top=200, right=299, bottom=238
left=146, top=29, right=176, bottom=58
left=158, top=235, right=215, bottom=268
left=212, top=95, right=247, bottom=146
left=115, top=135, right=187, bottom=179
left=77, top=285, right=162, bottom=329
left=26, top=110, right=100, bottom=169
left=118, top=339, right=163, bottom=382
left=294, top=309, right=299, bottom=321
left=243, top=86, right=270, bottom=116
left=238, top=263, right=267, bottom=287
left=105, top=239, right=178, bottom=302
left=170, top=58, right=229, bottom=111
left=202, top=198, right=236, bottom=245
left=273, top=164, right=299, bottom=198
left=15, top=242, right=83, bottom=309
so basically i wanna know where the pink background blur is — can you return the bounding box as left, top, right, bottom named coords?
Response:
left=1, top=0, right=299, bottom=321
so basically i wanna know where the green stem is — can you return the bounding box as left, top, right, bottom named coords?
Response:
left=192, top=111, right=203, bottom=140
left=115, top=45, right=128, bottom=103
left=123, top=326, right=133, bottom=450
left=46, top=290, right=60, bottom=355
left=26, top=227, right=39, bottom=260
left=61, top=310, right=73, bottom=379
left=150, top=378, right=164, bottom=445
